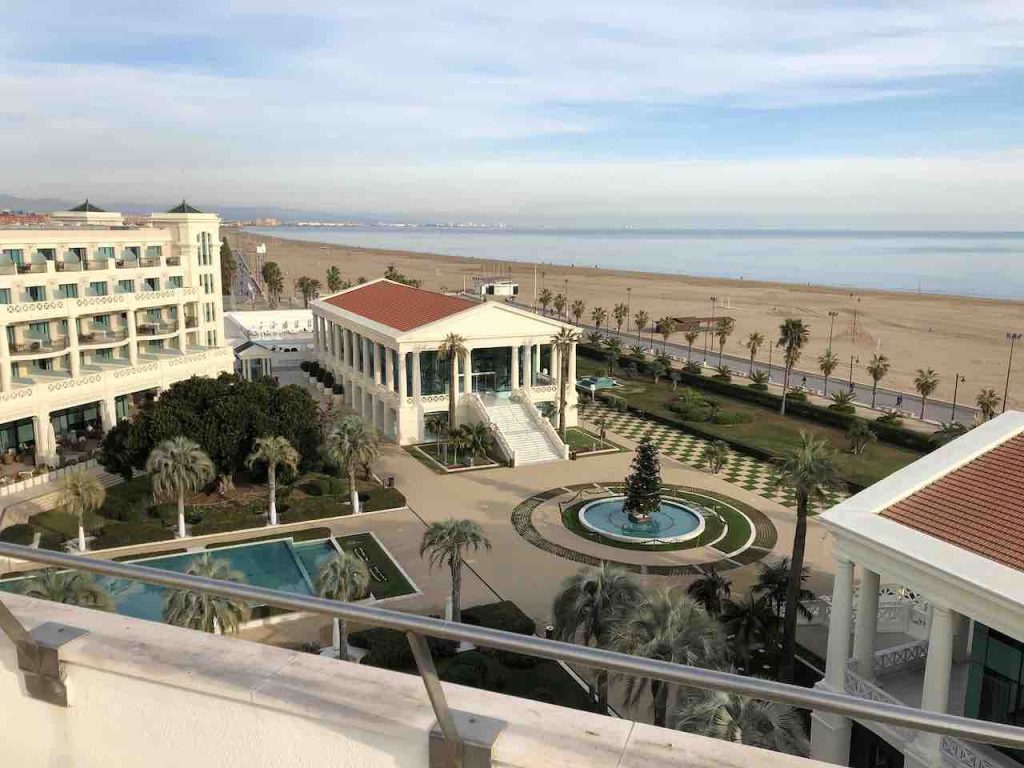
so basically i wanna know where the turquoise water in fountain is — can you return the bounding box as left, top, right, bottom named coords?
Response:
left=580, top=497, right=702, bottom=542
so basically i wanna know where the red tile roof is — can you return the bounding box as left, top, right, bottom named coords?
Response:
left=881, top=432, right=1024, bottom=571
left=322, top=280, right=475, bottom=332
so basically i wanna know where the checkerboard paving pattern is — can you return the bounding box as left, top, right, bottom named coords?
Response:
left=588, top=404, right=847, bottom=510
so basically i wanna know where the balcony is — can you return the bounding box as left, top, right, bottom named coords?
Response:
left=166, top=255, right=181, bottom=266
left=78, top=328, right=129, bottom=347
left=136, top=321, right=179, bottom=337
left=9, top=338, right=69, bottom=357
left=16, top=262, right=45, bottom=275
left=115, top=257, right=161, bottom=269
left=185, top=316, right=198, bottom=328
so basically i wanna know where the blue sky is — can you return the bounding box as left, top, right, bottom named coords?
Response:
left=2, top=1, right=1024, bottom=226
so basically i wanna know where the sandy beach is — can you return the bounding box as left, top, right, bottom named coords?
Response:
left=227, top=229, right=1024, bottom=410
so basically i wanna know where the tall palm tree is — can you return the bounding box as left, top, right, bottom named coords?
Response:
left=55, top=470, right=105, bottom=552
left=325, top=416, right=379, bottom=514
left=714, top=317, right=735, bottom=366
left=325, top=265, right=344, bottom=292
left=448, top=426, right=468, bottom=465
left=420, top=518, right=491, bottom=623
left=317, top=550, right=370, bottom=660
left=977, top=388, right=1001, bottom=421
left=460, top=422, right=491, bottom=466
left=751, top=557, right=814, bottom=620
left=686, top=566, right=731, bottom=617
left=817, top=350, right=839, bottom=396
left=571, top=299, right=586, bottom=325
left=684, top=329, right=700, bottom=362
left=866, top=354, right=890, bottom=408
left=656, top=317, right=677, bottom=354
left=551, top=327, right=581, bottom=440
left=613, top=303, right=629, bottom=338
left=634, top=310, right=649, bottom=345
left=261, top=261, right=284, bottom=307
left=424, top=413, right=447, bottom=459
left=602, top=336, right=622, bottom=374
left=591, top=306, right=607, bottom=334
left=245, top=436, right=300, bottom=526
left=294, top=276, right=321, bottom=308
left=674, top=688, right=808, bottom=756
left=772, top=433, right=839, bottom=683
left=538, top=288, right=553, bottom=315
left=720, top=593, right=778, bottom=669
left=612, top=591, right=726, bottom=727
left=777, top=319, right=810, bottom=415
left=552, top=564, right=642, bottom=711
left=163, top=555, right=250, bottom=634
left=146, top=437, right=215, bottom=539
left=744, top=332, right=765, bottom=375
left=913, top=368, right=940, bottom=419
left=437, top=333, right=468, bottom=428
left=553, top=292, right=567, bottom=318
left=21, top=569, right=113, bottom=611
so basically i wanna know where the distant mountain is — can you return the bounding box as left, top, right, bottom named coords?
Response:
left=0, top=192, right=400, bottom=224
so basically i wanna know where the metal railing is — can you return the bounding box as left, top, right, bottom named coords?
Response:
left=3, top=542, right=1024, bottom=766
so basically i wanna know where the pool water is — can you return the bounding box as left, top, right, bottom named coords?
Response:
left=579, top=496, right=705, bottom=544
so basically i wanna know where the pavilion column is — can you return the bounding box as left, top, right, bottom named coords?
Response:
left=313, top=317, right=321, bottom=354
left=462, top=348, right=472, bottom=395
left=511, top=345, right=520, bottom=390
left=809, top=554, right=854, bottom=765
left=522, top=343, right=532, bottom=390
left=67, top=322, right=81, bottom=378
left=398, top=351, right=407, bottom=399
left=385, top=348, right=395, bottom=392
left=100, top=397, right=118, bottom=431
left=0, top=325, right=11, bottom=392
left=905, top=604, right=956, bottom=768
left=176, top=302, right=187, bottom=353
left=551, top=344, right=560, bottom=385
left=852, top=566, right=880, bottom=678
left=127, top=313, right=139, bottom=366
left=568, top=342, right=577, bottom=385
left=412, top=351, right=422, bottom=398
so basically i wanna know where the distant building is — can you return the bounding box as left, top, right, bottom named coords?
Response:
left=0, top=200, right=232, bottom=466
left=472, top=277, right=519, bottom=300
left=224, top=310, right=313, bottom=386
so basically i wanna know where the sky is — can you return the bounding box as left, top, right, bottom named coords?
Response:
left=2, top=1, right=1024, bottom=227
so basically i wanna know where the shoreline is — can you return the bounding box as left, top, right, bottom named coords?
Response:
left=226, top=228, right=1024, bottom=409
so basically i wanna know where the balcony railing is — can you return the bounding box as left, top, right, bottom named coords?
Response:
left=55, top=261, right=83, bottom=272
left=78, top=329, right=129, bottom=345
left=165, top=256, right=181, bottom=266
left=115, top=257, right=161, bottom=269
left=136, top=322, right=178, bottom=336
left=16, top=263, right=45, bottom=274
left=2, top=541, right=1024, bottom=767
left=184, top=317, right=198, bottom=328
left=9, top=338, right=69, bottom=355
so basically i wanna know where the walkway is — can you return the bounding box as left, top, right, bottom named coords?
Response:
left=588, top=402, right=848, bottom=510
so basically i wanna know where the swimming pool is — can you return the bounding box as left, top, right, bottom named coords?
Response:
left=578, top=495, right=705, bottom=544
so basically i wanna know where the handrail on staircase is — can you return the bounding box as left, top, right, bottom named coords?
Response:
left=464, top=392, right=517, bottom=467
left=512, top=389, right=569, bottom=460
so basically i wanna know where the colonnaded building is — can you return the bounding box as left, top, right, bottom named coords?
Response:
left=0, top=201, right=232, bottom=468
left=310, top=279, right=576, bottom=464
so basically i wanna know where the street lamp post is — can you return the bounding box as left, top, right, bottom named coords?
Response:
left=1004, top=332, right=1022, bottom=414
left=827, top=310, right=839, bottom=352
left=848, top=355, right=858, bottom=391
left=951, top=373, right=965, bottom=422
left=625, top=287, right=632, bottom=335
left=704, top=296, right=717, bottom=362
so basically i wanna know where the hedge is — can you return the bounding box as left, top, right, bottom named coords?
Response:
left=92, top=522, right=174, bottom=549
left=0, top=524, right=36, bottom=545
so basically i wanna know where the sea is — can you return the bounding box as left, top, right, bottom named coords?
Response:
left=243, top=226, right=1024, bottom=301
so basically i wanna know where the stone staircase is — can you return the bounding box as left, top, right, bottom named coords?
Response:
left=483, top=399, right=564, bottom=465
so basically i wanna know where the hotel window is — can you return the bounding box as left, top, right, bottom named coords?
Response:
left=26, top=285, right=46, bottom=302
left=168, top=276, right=183, bottom=289
left=143, top=277, right=159, bottom=292
left=96, top=348, right=113, bottom=361
left=0, top=289, right=9, bottom=305
left=124, top=246, right=141, bottom=259
left=146, top=245, right=162, bottom=259
left=94, top=315, right=110, bottom=328
left=116, top=279, right=134, bottom=294
left=392, top=349, right=400, bottom=391
left=58, top=283, right=78, bottom=299
left=202, top=273, right=214, bottom=294
left=37, top=248, right=56, bottom=261
left=97, top=246, right=115, bottom=260
left=148, top=340, right=164, bottom=352
left=206, top=330, right=217, bottom=346
left=89, top=281, right=108, bottom=296
left=33, top=358, right=53, bottom=372
left=28, top=321, right=51, bottom=340
left=2, top=249, right=24, bottom=265
left=56, top=320, right=68, bottom=336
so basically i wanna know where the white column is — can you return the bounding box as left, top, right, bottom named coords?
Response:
left=412, top=351, right=422, bottom=398
left=67, top=320, right=81, bottom=378
left=551, top=344, right=560, bottom=383
left=313, top=316, right=321, bottom=354
left=522, top=343, right=532, bottom=390
left=385, top=348, right=395, bottom=392
left=100, top=397, right=118, bottom=431
left=852, top=567, right=880, bottom=678
left=373, top=342, right=382, bottom=386
left=398, top=351, right=407, bottom=399
left=462, top=348, right=472, bottom=395
left=0, top=324, right=10, bottom=391
left=511, top=345, right=520, bottom=390
left=568, top=341, right=577, bottom=384
left=128, top=310, right=139, bottom=365
left=810, top=555, right=854, bottom=765
left=907, top=604, right=956, bottom=768
left=177, top=302, right=188, bottom=352
left=341, top=328, right=349, bottom=368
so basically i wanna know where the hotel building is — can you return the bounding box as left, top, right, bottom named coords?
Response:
left=310, top=279, right=576, bottom=464
left=0, top=201, right=233, bottom=467
left=810, top=411, right=1024, bottom=768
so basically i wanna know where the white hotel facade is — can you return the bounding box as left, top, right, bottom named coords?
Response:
left=0, top=201, right=232, bottom=466
left=310, top=279, right=576, bottom=464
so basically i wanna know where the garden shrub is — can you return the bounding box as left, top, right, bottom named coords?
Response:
left=100, top=476, right=154, bottom=522
left=299, top=360, right=311, bottom=373
left=0, top=524, right=35, bottom=545
left=683, top=361, right=702, bottom=374
left=92, top=521, right=174, bottom=549
left=828, top=403, right=856, bottom=415
left=786, top=390, right=809, bottom=403
left=354, top=628, right=456, bottom=670
left=323, top=371, right=335, bottom=389
left=711, top=410, right=753, bottom=425
left=876, top=412, right=903, bottom=427
left=462, top=601, right=537, bottom=636
left=363, top=487, right=406, bottom=512
left=530, top=687, right=557, bottom=703
left=190, top=506, right=265, bottom=535
left=445, top=655, right=488, bottom=687
left=749, top=381, right=769, bottom=391
left=280, top=496, right=349, bottom=523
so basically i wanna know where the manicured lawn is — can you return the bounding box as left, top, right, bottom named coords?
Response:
left=579, top=356, right=919, bottom=487
left=408, top=442, right=499, bottom=472
left=563, top=427, right=618, bottom=454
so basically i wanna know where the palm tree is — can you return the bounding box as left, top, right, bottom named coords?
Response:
left=245, top=436, right=300, bottom=526
left=818, top=350, right=839, bottom=396
left=571, top=299, right=586, bottom=325
left=976, top=388, right=1001, bottom=421
left=460, top=422, right=491, bottom=466
left=317, top=550, right=370, bottom=661
left=591, top=306, right=607, bottom=334
left=420, top=519, right=491, bottom=623
left=553, top=292, right=567, bottom=318
left=448, top=426, right=468, bottom=466
left=751, top=557, right=814, bottom=620
left=538, top=288, right=553, bottom=315
left=146, top=437, right=215, bottom=539
left=720, top=593, right=779, bottom=669
left=613, top=303, right=628, bottom=338
left=437, top=333, right=468, bottom=428
left=552, top=327, right=581, bottom=440
left=686, top=567, right=731, bottom=617
left=261, top=261, right=284, bottom=307
left=294, top=276, right=321, bottom=308
left=612, top=591, right=725, bottom=726
left=163, top=555, right=250, bottom=634
left=684, top=329, right=700, bottom=362
left=913, top=368, right=940, bottom=419
left=552, top=564, right=642, bottom=711
left=634, top=310, right=649, bottom=345
left=325, top=416, right=379, bottom=514
left=674, top=688, right=808, bottom=756
left=777, top=319, right=810, bottom=416
left=865, top=354, right=890, bottom=408
left=325, top=265, right=344, bottom=292
left=602, top=336, right=622, bottom=374
left=714, top=317, right=735, bottom=366
left=772, top=434, right=839, bottom=683
left=744, top=332, right=765, bottom=375
left=55, top=470, right=105, bottom=552
left=424, top=413, right=447, bottom=459
left=656, top=317, right=677, bottom=353
left=21, top=569, right=113, bottom=611
left=700, top=440, right=729, bottom=474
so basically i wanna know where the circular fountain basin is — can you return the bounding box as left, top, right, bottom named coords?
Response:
left=578, top=495, right=705, bottom=544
